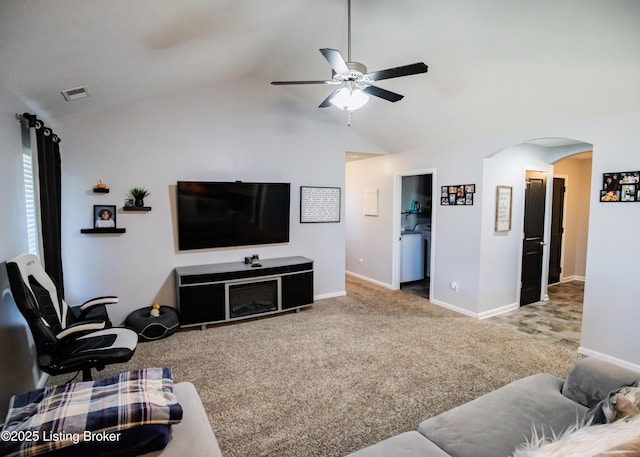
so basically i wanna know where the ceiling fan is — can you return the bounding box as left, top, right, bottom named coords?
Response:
left=271, top=0, right=428, bottom=113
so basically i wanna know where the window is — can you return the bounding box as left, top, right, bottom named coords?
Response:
left=22, top=134, right=41, bottom=257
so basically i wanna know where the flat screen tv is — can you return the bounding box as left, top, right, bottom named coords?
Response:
left=177, top=181, right=291, bottom=250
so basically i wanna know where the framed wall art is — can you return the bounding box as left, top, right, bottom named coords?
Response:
left=300, top=186, right=341, bottom=223
left=94, top=205, right=116, bottom=228
left=495, top=186, right=513, bottom=232
left=601, top=171, right=639, bottom=202
left=440, top=183, right=475, bottom=206
left=362, top=188, right=379, bottom=216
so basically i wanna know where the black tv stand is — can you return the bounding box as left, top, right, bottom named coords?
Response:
left=174, top=256, right=314, bottom=329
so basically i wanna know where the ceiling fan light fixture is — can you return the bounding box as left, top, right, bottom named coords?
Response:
left=270, top=0, right=428, bottom=116
left=330, top=87, right=369, bottom=110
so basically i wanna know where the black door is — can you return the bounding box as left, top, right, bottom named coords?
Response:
left=521, top=171, right=546, bottom=306
left=548, top=178, right=565, bottom=284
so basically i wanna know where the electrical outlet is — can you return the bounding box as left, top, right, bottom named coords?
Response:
left=358, top=258, right=364, bottom=265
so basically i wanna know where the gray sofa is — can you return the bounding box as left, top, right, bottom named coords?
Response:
left=346, top=357, right=640, bottom=457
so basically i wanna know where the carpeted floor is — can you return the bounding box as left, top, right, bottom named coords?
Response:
left=50, top=276, right=583, bottom=457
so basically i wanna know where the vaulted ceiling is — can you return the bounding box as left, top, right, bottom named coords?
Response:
left=1, top=0, right=639, bottom=152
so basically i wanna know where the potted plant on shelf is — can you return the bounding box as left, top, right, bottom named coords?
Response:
left=129, top=187, right=150, bottom=207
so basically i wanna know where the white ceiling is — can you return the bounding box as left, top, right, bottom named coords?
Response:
left=1, top=0, right=639, bottom=153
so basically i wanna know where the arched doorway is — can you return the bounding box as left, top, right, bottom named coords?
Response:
left=487, top=137, right=592, bottom=349
left=522, top=138, right=593, bottom=303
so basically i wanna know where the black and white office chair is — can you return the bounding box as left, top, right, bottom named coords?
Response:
left=6, top=254, right=137, bottom=380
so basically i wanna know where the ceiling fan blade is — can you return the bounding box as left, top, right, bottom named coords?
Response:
left=271, top=80, right=332, bottom=85
left=319, top=88, right=342, bottom=108
left=362, top=85, right=404, bottom=103
left=366, top=62, right=428, bottom=82
left=319, top=48, right=350, bottom=76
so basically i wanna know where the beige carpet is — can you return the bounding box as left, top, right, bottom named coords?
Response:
left=51, top=276, right=583, bottom=457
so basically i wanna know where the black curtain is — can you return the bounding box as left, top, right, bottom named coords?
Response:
left=21, top=113, right=65, bottom=296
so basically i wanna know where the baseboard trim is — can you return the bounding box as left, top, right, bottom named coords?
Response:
left=478, top=302, right=520, bottom=319
left=345, top=271, right=394, bottom=290
left=345, top=273, right=522, bottom=320
left=549, top=275, right=585, bottom=286
left=561, top=275, right=585, bottom=283
left=315, top=291, right=346, bottom=300
left=427, top=298, right=520, bottom=320
left=578, top=347, right=640, bottom=372
left=429, top=298, right=478, bottom=318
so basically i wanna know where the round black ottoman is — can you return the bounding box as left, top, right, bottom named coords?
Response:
left=125, top=306, right=179, bottom=341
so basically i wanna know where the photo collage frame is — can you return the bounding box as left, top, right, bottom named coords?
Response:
left=440, top=184, right=475, bottom=206
left=601, top=171, right=640, bottom=202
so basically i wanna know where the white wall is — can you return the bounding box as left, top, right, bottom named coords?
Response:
left=478, top=143, right=551, bottom=315
left=345, top=157, right=396, bottom=287
left=346, top=143, right=485, bottom=312
left=58, top=79, right=382, bottom=325
left=0, top=84, right=41, bottom=416
left=346, top=108, right=640, bottom=368
left=577, top=111, right=640, bottom=368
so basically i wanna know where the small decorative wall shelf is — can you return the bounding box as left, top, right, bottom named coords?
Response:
left=93, top=180, right=109, bottom=193
left=123, top=206, right=151, bottom=212
left=80, top=228, right=126, bottom=234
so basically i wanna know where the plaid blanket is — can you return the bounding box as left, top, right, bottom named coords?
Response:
left=0, top=368, right=183, bottom=457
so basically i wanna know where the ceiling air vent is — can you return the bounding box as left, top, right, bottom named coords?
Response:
left=61, top=86, right=90, bottom=102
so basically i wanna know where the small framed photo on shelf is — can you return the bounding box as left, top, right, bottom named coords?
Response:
left=94, top=205, right=116, bottom=228
left=124, top=198, right=134, bottom=207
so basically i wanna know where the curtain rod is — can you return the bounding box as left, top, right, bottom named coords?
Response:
left=15, top=113, right=61, bottom=142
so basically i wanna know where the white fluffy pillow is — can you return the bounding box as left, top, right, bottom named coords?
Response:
left=512, top=414, right=640, bottom=457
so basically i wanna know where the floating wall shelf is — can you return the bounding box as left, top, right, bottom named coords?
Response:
left=80, top=228, right=126, bottom=234
left=123, top=206, right=151, bottom=212
left=93, top=188, right=110, bottom=193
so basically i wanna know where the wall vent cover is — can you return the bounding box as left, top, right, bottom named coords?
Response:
left=61, top=86, right=90, bottom=101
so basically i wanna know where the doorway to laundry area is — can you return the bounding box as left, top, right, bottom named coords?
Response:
left=393, top=170, right=435, bottom=298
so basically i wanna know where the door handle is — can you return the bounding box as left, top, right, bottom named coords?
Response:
left=539, top=241, right=547, bottom=246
